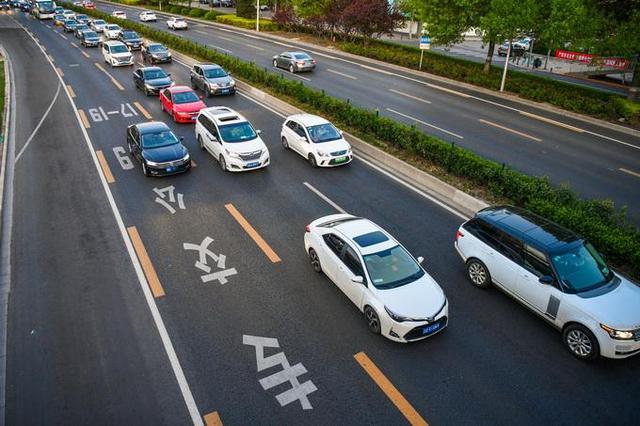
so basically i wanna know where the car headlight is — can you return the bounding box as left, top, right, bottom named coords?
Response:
left=229, top=79, right=235, bottom=86
left=182, top=153, right=190, bottom=161
left=145, top=159, right=161, bottom=167
left=316, top=150, right=328, bottom=157
left=384, top=306, right=412, bottom=323
left=208, top=82, right=219, bottom=89
left=225, top=149, right=241, bottom=159
left=600, top=324, right=635, bottom=340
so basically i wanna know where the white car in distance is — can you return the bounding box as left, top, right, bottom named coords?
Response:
left=139, top=10, right=157, bottom=22
left=104, top=24, right=122, bottom=40
left=304, top=214, right=449, bottom=342
left=195, top=107, right=270, bottom=172
left=281, top=114, right=352, bottom=167
left=62, top=9, right=75, bottom=19
left=112, top=10, right=127, bottom=19
left=90, top=19, right=107, bottom=33
left=167, top=17, right=188, bottom=30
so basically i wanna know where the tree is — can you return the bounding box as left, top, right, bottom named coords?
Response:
left=341, top=0, right=405, bottom=42
left=236, top=0, right=256, bottom=19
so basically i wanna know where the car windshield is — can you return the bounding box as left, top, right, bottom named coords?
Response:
left=293, top=53, right=311, bottom=60
left=84, top=31, right=98, bottom=38
left=110, top=45, right=129, bottom=54
left=219, top=122, right=257, bottom=143
left=307, top=123, right=341, bottom=143
left=77, top=15, right=87, bottom=19
left=551, top=242, right=614, bottom=293
left=141, top=130, right=179, bottom=148
left=65, top=20, right=75, bottom=26
left=143, top=69, right=167, bottom=80
left=94, top=20, right=105, bottom=25
left=363, top=245, right=425, bottom=289
left=173, top=91, right=200, bottom=104
left=149, top=44, right=167, bottom=53
left=55, top=14, right=64, bottom=19
left=174, top=18, right=184, bottom=22
left=123, top=31, right=139, bottom=39
left=204, top=68, right=227, bottom=78
left=107, top=25, right=120, bottom=30
left=76, top=24, right=88, bottom=30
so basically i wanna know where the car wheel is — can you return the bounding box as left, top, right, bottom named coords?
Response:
left=198, top=135, right=204, bottom=150
left=289, top=64, right=295, bottom=73
left=206, top=86, right=213, bottom=98
left=219, top=155, right=227, bottom=172
left=364, top=306, right=381, bottom=335
left=190, top=77, right=197, bottom=89
left=142, top=162, right=150, bottom=177
left=171, top=109, right=177, bottom=122
left=466, top=259, right=491, bottom=289
left=308, top=248, right=321, bottom=273
left=281, top=136, right=289, bottom=150
left=308, top=154, right=317, bottom=168
left=272, top=59, right=278, bottom=68
left=127, top=142, right=132, bottom=154
left=563, top=324, right=600, bottom=361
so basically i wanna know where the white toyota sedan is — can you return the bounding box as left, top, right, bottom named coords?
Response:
left=281, top=114, right=352, bottom=167
left=304, top=214, right=448, bottom=342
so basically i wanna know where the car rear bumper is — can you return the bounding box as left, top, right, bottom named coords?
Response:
left=173, top=111, right=200, bottom=123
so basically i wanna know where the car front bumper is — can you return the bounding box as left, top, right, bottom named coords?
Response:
left=83, top=40, right=100, bottom=47
left=146, top=159, right=191, bottom=176
left=595, top=328, right=640, bottom=359
left=316, top=152, right=353, bottom=167
left=381, top=304, right=449, bottom=343
left=226, top=152, right=270, bottom=172
left=111, top=58, right=134, bottom=66
left=125, top=43, right=142, bottom=50
left=150, top=56, right=172, bottom=63
left=209, top=86, right=236, bottom=96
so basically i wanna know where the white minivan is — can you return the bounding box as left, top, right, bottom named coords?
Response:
left=455, top=205, right=640, bottom=361
left=102, top=41, right=133, bottom=67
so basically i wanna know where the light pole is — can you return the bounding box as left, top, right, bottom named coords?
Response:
left=256, top=0, right=259, bottom=32
left=500, top=41, right=511, bottom=92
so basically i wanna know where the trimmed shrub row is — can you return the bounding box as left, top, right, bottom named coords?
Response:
left=215, top=14, right=278, bottom=31
left=64, top=3, right=640, bottom=278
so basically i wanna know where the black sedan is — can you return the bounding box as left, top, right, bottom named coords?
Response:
left=80, top=30, right=100, bottom=47
left=63, top=20, right=77, bottom=33
left=118, top=30, right=143, bottom=50
left=133, top=66, right=174, bottom=95
left=141, top=42, right=172, bottom=64
left=127, top=122, right=191, bottom=177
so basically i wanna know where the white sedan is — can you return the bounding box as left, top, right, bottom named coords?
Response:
left=139, top=11, right=157, bottom=22
left=112, top=10, right=127, bottom=19
left=104, top=24, right=122, bottom=40
left=167, top=17, right=188, bottom=30
left=281, top=114, right=352, bottom=167
left=62, top=9, right=75, bottom=19
left=304, top=214, right=448, bottom=342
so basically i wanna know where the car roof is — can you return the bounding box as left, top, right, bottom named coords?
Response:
left=104, top=40, right=125, bottom=46
left=326, top=217, right=397, bottom=255
left=168, top=85, right=193, bottom=93
left=202, top=107, right=247, bottom=125
left=285, top=51, right=310, bottom=56
left=287, top=113, right=329, bottom=127
left=198, top=63, right=222, bottom=70
left=476, top=205, right=581, bottom=251
left=135, top=121, right=170, bottom=134
left=140, top=66, right=162, bottom=72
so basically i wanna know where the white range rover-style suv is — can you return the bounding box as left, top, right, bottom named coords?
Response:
left=455, top=205, right=640, bottom=360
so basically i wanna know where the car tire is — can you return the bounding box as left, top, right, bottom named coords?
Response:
left=206, top=86, right=213, bottom=98
left=272, top=59, right=277, bottom=68
left=198, top=135, right=204, bottom=150
left=308, top=154, right=317, bottom=168
left=142, top=162, right=150, bottom=177
left=563, top=324, right=600, bottom=361
left=190, top=78, right=197, bottom=90
left=364, top=306, right=381, bottom=335
left=466, top=258, right=491, bottom=289
left=308, top=248, right=322, bottom=273
left=171, top=110, right=177, bottom=123
left=281, top=136, right=289, bottom=150
left=219, top=155, right=227, bottom=172
left=289, top=64, right=295, bottom=73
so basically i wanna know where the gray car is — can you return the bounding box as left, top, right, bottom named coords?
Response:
left=272, top=51, right=316, bottom=73
left=189, top=63, right=236, bottom=97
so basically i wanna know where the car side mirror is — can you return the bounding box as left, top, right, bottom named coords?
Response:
left=256, top=129, right=262, bottom=135
left=539, top=275, right=553, bottom=285
left=417, top=256, right=424, bottom=264
left=199, top=95, right=204, bottom=100
left=352, top=276, right=364, bottom=284
left=179, top=136, right=185, bottom=142
left=167, top=73, right=171, bottom=76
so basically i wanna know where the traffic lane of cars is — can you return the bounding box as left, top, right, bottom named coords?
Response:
left=28, top=12, right=640, bottom=425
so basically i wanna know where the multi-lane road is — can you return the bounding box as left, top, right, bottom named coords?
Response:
left=1, top=8, right=639, bottom=426
left=91, top=1, right=640, bottom=225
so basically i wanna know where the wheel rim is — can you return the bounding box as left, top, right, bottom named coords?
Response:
left=365, top=308, right=379, bottom=332
left=273, top=60, right=277, bottom=67
left=468, top=262, right=486, bottom=286
left=220, top=156, right=226, bottom=171
left=567, top=329, right=592, bottom=357
left=309, top=250, right=320, bottom=272
left=289, top=65, right=294, bottom=73
left=281, top=137, right=288, bottom=149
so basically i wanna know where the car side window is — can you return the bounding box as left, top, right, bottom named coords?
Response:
left=162, top=89, right=171, bottom=100
left=342, top=245, right=366, bottom=280
left=285, top=120, right=296, bottom=131
left=193, top=66, right=200, bottom=75
left=129, top=127, right=139, bottom=146
left=524, top=245, right=553, bottom=278
left=494, top=229, right=524, bottom=264
left=474, top=220, right=501, bottom=251
left=294, top=123, right=307, bottom=138
left=135, top=69, right=142, bottom=78
left=323, top=234, right=345, bottom=257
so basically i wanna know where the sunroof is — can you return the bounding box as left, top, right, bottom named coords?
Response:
left=353, top=231, right=388, bottom=247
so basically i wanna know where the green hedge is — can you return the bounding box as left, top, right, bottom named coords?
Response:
left=215, top=14, right=278, bottom=31
left=188, top=8, right=205, bottom=18
left=63, top=3, right=640, bottom=278
left=203, top=10, right=222, bottom=21
left=339, top=41, right=640, bottom=125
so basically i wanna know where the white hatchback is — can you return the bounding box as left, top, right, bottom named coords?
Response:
left=139, top=10, right=157, bottom=22
left=195, top=107, right=269, bottom=172
left=304, top=214, right=448, bottom=342
left=281, top=114, right=352, bottom=167
left=167, top=17, right=188, bottom=30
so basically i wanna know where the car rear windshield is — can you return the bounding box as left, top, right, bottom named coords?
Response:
left=219, top=122, right=257, bottom=143
left=174, top=18, right=185, bottom=21
left=551, top=242, right=614, bottom=293
left=110, top=45, right=129, bottom=54
left=141, top=130, right=179, bottom=148
left=293, top=53, right=311, bottom=60
left=149, top=44, right=167, bottom=53
left=173, top=91, right=200, bottom=104
left=204, top=68, right=227, bottom=78
left=123, top=31, right=139, bottom=39
left=307, top=123, right=341, bottom=143
left=363, top=245, right=425, bottom=289
left=143, top=69, right=167, bottom=80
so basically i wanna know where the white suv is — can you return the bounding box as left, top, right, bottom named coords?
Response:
left=139, top=11, right=157, bottom=22
left=167, top=17, right=188, bottom=30
left=195, top=107, right=269, bottom=172
left=455, top=205, right=640, bottom=360
left=112, top=10, right=126, bottom=19
left=281, top=114, right=352, bottom=167
left=102, top=41, right=133, bottom=67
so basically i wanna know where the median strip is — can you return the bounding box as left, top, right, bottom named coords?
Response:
left=127, top=226, right=166, bottom=298
left=478, top=118, right=542, bottom=142
left=94, top=62, right=125, bottom=91
left=95, top=150, right=114, bottom=183
left=354, top=352, right=428, bottom=426
left=224, top=203, right=281, bottom=263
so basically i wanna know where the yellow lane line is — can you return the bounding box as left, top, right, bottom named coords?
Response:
left=94, top=62, right=125, bottom=91
left=224, top=204, right=281, bottom=263
left=327, top=68, right=357, bottom=80
left=127, top=226, right=166, bottom=298
left=203, top=411, right=223, bottom=426
left=78, top=109, right=91, bottom=129
left=354, top=352, right=428, bottom=426
left=619, top=167, right=640, bottom=179
left=478, top=118, right=542, bottom=142
left=134, top=101, right=153, bottom=119
left=95, top=150, right=115, bottom=183
left=519, top=111, right=585, bottom=133
left=56, top=67, right=64, bottom=77
left=80, top=51, right=90, bottom=58
left=388, top=88, right=432, bottom=104
left=67, top=84, right=76, bottom=98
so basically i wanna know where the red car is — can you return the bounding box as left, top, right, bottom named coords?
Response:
left=83, top=1, right=96, bottom=9
left=160, top=86, right=207, bottom=123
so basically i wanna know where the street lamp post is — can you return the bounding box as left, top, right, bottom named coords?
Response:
left=500, top=41, right=511, bottom=92
left=256, top=0, right=259, bottom=32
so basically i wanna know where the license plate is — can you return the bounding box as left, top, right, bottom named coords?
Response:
left=246, top=162, right=260, bottom=168
left=221, top=89, right=229, bottom=94
left=166, top=166, right=175, bottom=172
left=334, top=156, right=348, bottom=163
left=423, top=322, right=440, bottom=335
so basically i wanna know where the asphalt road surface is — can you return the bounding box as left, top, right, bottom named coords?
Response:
left=2, top=9, right=639, bottom=426
left=91, top=1, right=640, bottom=226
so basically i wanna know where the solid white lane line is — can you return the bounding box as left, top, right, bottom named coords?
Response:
left=478, top=118, right=542, bottom=142
left=360, top=64, right=393, bottom=75
left=18, top=20, right=205, bottom=426
left=327, top=68, right=357, bottom=80
left=389, top=89, right=432, bottom=104
left=619, top=167, right=640, bottom=178
left=303, top=182, right=347, bottom=214
left=386, top=108, right=465, bottom=140
left=195, top=29, right=208, bottom=35
left=246, top=43, right=264, bottom=51
left=15, top=83, right=62, bottom=163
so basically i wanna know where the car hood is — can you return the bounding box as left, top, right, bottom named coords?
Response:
left=313, top=138, right=350, bottom=153
left=574, top=274, right=640, bottom=329
left=85, top=36, right=100, bottom=41
left=143, top=143, right=188, bottom=163
left=224, top=137, right=266, bottom=154
left=205, top=76, right=233, bottom=86
left=174, top=100, right=206, bottom=113
left=151, top=51, right=170, bottom=58
left=123, top=38, right=142, bottom=44
left=377, top=273, right=446, bottom=320
left=146, top=76, right=172, bottom=87
left=111, top=52, right=131, bottom=59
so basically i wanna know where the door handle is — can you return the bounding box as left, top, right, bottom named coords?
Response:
left=488, top=251, right=495, bottom=256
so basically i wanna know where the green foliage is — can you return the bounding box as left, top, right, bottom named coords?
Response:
left=189, top=8, right=205, bottom=17
left=203, top=10, right=222, bottom=20
left=62, top=1, right=640, bottom=278
left=215, top=14, right=279, bottom=31
left=180, top=7, right=190, bottom=15
left=169, top=5, right=181, bottom=13
left=235, top=0, right=256, bottom=19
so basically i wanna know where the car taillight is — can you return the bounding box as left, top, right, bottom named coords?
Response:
left=455, top=230, right=464, bottom=241
left=311, top=60, right=317, bottom=64
left=305, top=225, right=311, bottom=233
